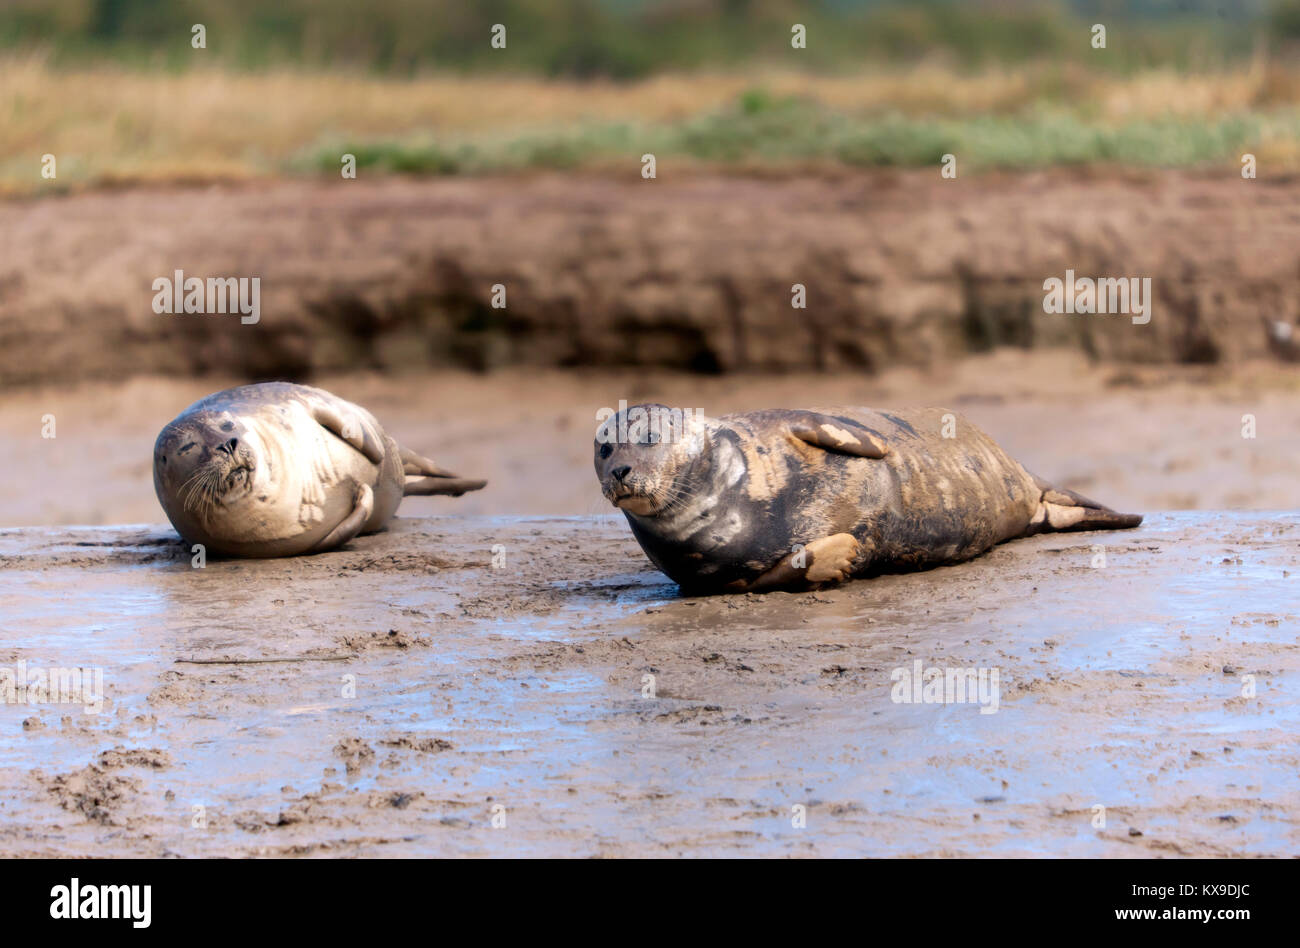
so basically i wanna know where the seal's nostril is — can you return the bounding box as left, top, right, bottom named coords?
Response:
left=219, top=438, right=238, bottom=455
left=612, top=465, right=631, bottom=482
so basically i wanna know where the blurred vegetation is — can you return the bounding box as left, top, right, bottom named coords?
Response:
left=9, top=53, right=1300, bottom=194
left=8, top=0, right=1300, bottom=191
left=0, top=0, right=1283, bottom=78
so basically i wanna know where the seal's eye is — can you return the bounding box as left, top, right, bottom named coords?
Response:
left=598, top=442, right=613, bottom=459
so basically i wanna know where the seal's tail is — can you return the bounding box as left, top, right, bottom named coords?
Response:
left=1028, top=474, right=1142, bottom=534
left=399, top=447, right=487, bottom=498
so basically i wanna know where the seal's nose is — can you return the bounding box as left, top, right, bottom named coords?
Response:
left=612, top=465, right=631, bottom=483
left=217, top=438, right=239, bottom=456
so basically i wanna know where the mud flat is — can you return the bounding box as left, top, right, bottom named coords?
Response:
left=0, top=512, right=1295, bottom=857
left=4, top=353, right=1300, bottom=528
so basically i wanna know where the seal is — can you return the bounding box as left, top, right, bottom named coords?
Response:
left=154, top=382, right=485, bottom=557
left=594, top=403, right=1142, bottom=594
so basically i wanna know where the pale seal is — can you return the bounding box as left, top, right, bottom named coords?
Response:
left=594, top=404, right=1142, bottom=594
left=154, top=382, right=485, bottom=557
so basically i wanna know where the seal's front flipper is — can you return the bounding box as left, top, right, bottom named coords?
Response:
left=404, top=475, right=487, bottom=497
left=313, top=483, right=374, bottom=552
left=788, top=413, right=888, bottom=459
left=311, top=403, right=385, bottom=465
left=730, top=533, right=862, bottom=593
left=1028, top=474, right=1143, bottom=533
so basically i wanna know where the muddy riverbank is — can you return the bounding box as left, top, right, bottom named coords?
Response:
left=4, top=171, right=1300, bottom=388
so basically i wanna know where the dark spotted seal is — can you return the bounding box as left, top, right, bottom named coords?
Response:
left=593, top=404, right=1141, bottom=594
left=154, top=382, right=485, bottom=557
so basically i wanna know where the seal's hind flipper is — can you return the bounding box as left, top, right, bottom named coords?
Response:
left=1028, top=474, right=1142, bottom=533
left=399, top=446, right=459, bottom=478
left=399, top=445, right=486, bottom=496
left=788, top=413, right=888, bottom=459
left=404, top=475, right=487, bottom=497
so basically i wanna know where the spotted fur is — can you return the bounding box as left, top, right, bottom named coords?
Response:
left=594, top=404, right=1141, bottom=594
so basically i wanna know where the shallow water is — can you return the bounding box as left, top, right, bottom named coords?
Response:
left=0, top=512, right=1296, bottom=856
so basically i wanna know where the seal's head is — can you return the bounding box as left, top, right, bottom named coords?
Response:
left=154, top=410, right=259, bottom=524
left=594, top=403, right=710, bottom=517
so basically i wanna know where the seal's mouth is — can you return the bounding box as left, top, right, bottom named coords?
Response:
left=225, top=464, right=252, bottom=489
left=608, top=488, right=656, bottom=516
left=177, top=452, right=256, bottom=520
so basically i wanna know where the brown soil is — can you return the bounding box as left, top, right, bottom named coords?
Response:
left=3, top=171, right=1300, bottom=388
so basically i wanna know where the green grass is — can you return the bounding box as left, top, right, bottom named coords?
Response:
left=306, top=93, right=1280, bottom=175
